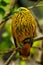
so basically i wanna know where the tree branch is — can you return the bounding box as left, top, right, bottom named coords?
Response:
left=35, top=18, right=43, bottom=33
left=4, top=47, right=18, bottom=65
left=4, top=51, right=16, bottom=65
left=29, top=0, right=43, bottom=9
left=0, top=0, right=43, bottom=31
left=5, top=0, right=17, bottom=16
left=0, top=0, right=17, bottom=31
left=0, top=35, right=43, bottom=54
left=4, top=35, right=43, bottom=65
left=22, top=35, right=43, bottom=43
left=28, top=1, right=43, bottom=33
left=0, top=48, right=14, bottom=54
left=29, top=4, right=43, bottom=9
left=34, top=35, right=43, bottom=42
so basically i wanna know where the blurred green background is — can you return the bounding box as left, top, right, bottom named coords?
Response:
left=0, top=0, right=43, bottom=65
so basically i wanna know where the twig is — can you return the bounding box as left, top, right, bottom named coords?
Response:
left=4, top=47, right=18, bottom=65
left=22, top=35, right=43, bottom=43
left=29, top=0, right=42, bottom=9
left=5, top=0, right=17, bottom=16
left=28, top=1, right=43, bottom=33
left=0, top=0, right=17, bottom=30
left=29, top=4, right=43, bottom=9
left=0, top=14, right=12, bottom=30
left=34, top=35, right=43, bottom=42
left=0, top=0, right=43, bottom=31
left=32, top=46, right=42, bottom=50
left=0, top=0, right=16, bottom=24
left=33, top=0, right=40, bottom=6
left=4, top=35, right=43, bottom=65
left=35, top=18, right=42, bottom=33
left=4, top=51, right=16, bottom=65
left=0, top=15, right=12, bottom=25
left=0, top=48, right=14, bottom=54
left=0, top=35, right=43, bottom=54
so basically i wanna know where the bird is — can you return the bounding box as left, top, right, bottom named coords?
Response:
left=11, top=7, right=37, bottom=60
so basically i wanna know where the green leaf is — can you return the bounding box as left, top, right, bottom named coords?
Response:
left=20, top=60, right=26, bottom=65
left=0, top=7, right=5, bottom=15
left=1, top=0, right=8, bottom=6
left=0, top=38, right=13, bottom=50
left=2, top=32, right=8, bottom=38
left=30, top=41, right=40, bottom=54
left=32, top=41, right=40, bottom=47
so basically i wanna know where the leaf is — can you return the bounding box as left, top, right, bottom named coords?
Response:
left=20, top=60, right=26, bottom=65
left=2, top=32, right=8, bottom=38
left=30, top=41, right=40, bottom=54
left=1, top=0, right=8, bottom=6
left=0, top=7, right=5, bottom=15
left=32, top=41, right=40, bottom=46
left=0, top=37, right=13, bottom=50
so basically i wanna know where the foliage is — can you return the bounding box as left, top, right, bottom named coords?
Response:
left=0, top=7, right=5, bottom=15
left=0, top=0, right=8, bottom=6
left=0, top=0, right=43, bottom=65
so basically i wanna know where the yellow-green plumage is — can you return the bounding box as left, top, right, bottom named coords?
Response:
left=11, top=7, right=37, bottom=59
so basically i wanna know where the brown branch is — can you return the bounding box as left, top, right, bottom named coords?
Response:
left=4, top=51, right=16, bottom=65
left=0, top=0, right=43, bottom=31
left=32, top=46, right=42, bottom=50
left=22, top=35, right=43, bottom=43
left=28, top=1, right=43, bottom=33
left=0, top=35, right=42, bottom=54
left=5, top=0, right=17, bottom=16
left=34, top=35, right=43, bottom=42
left=4, top=47, right=18, bottom=65
left=4, top=35, right=43, bottom=65
left=29, top=0, right=42, bottom=9
left=0, top=15, right=12, bottom=30
left=35, top=18, right=43, bottom=33
left=0, top=0, right=17, bottom=31
left=33, top=0, right=40, bottom=6
left=0, top=48, right=14, bottom=54
left=29, top=4, right=43, bottom=9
